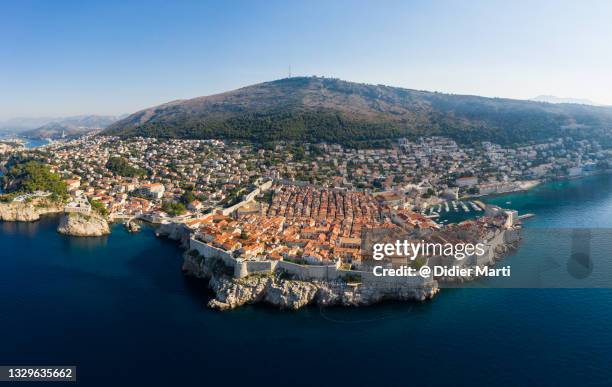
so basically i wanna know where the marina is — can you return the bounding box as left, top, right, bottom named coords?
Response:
left=421, top=200, right=485, bottom=223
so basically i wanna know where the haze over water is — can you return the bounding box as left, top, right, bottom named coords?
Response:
left=1, top=175, right=612, bottom=386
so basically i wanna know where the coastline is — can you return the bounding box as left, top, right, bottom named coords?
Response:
left=0, top=200, right=111, bottom=237
left=0, top=197, right=522, bottom=311
left=469, top=170, right=612, bottom=201
left=4, top=171, right=606, bottom=310
left=0, top=199, right=63, bottom=222
left=156, top=219, right=521, bottom=310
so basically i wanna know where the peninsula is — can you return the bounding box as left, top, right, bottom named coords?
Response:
left=2, top=78, right=611, bottom=309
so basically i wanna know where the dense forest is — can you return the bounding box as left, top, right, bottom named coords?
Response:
left=2, top=160, right=67, bottom=198
left=104, top=77, right=612, bottom=147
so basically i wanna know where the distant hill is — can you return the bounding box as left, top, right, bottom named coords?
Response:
left=0, top=117, right=59, bottom=133
left=530, top=95, right=603, bottom=106
left=23, top=115, right=123, bottom=139
left=103, top=77, right=612, bottom=147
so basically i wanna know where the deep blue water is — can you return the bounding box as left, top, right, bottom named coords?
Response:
left=2, top=176, right=612, bottom=386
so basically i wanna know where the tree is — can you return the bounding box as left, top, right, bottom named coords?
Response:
left=161, top=201, right=186, bottom=216
left=180, top=190, right=196, bottom=205
left=3, top=160, right=67, bottom=198
left=106, top=157, right=146, bottom=177
left=90, top=199, right=108, bottom=217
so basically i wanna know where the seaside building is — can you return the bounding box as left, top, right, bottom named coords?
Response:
left=64, top=196, right=92, bottom=215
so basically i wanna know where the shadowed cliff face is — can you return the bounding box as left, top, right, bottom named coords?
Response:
left=103, top=77, right=612, bottom=146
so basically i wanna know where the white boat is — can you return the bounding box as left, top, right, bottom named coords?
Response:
left=470, top=201, right=482, bottom=211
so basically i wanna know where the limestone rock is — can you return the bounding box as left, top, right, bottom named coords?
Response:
left=57, top=212, right=110, bottom=237
left=182, top=252, right=438, bottom=311
left=156, top=222, right=191, bottom=248
left=0, top=201, right=63, bottom=222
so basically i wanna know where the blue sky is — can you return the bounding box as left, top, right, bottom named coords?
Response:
left=2, top=0, right=612, bottom=119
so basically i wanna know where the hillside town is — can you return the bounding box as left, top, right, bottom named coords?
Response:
left=2, top=135, right=609, bottom=215
left=1, top=133, right=607, bottom=273
left=2, top=134, right=609, bottom=218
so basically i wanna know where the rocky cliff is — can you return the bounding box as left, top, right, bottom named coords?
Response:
left=156, top=222, right=192, bottom=248
left=0, top=200, right=63, bottom=222
left=182, top=252, right=438, bottom=311
left=57, top=212, right=110, bottom=237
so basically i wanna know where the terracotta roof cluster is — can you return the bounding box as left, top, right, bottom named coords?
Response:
left=192, top=185, right=402, bottom=265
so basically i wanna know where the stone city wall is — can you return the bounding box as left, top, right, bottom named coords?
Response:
left=190, top=237, right=434, bottom=288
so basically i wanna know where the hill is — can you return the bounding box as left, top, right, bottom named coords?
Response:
left=103, top=77, right=612, bottom=147
left=23, top=115, right=123, bottom=139
left=530, top=95, right=603, bottom=106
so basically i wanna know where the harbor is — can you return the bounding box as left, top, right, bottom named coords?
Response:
left=422, top=200, right=484, bottom=223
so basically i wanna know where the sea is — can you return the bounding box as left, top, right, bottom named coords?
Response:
left=1, top=175, right=612, bottom=386
left=0, top=136, right=49, bottom=149
left=23, top=138, right=51, bottom=148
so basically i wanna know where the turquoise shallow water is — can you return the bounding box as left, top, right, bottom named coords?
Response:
left=1, top=175, right=612, bottom=386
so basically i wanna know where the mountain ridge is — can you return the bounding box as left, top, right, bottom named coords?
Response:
left=530, top=95, right=603, bottom=106
left=23, top=115, right=124, bottom=139
left=103, top=77, right=612, bottom=147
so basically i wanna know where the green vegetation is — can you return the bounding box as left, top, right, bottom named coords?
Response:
left=410, top=256, right=427, bottom=270
left=257, top=191, right=274, bottom=205
left=106, top=156, right=146, bottom=177
left=161, top=201, right=187, bottom=216
left=103, top=77, right=612, bottom=148
left=179, top=189, right=197, bottom=205
left=2, top=160, right=67, bottom=198
left=90, top=199, right=108, bottom=217
left=342, top=273, right=362, bottom=284
left=219, top=187, right=244, bottom=208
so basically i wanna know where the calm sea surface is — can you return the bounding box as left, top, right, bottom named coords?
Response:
left=2, top=175, right=612, bottom=386
left=24, top=138, right=50, bottom=148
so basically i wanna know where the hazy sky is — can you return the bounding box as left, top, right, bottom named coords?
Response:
left=2, top=0, right=612, bottom=119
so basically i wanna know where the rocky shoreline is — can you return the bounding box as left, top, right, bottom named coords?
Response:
left=174, top=224, right=522, bottom=310
left=57, top=212, right=110, bottom=237
left=182, top=251, right=439, bottom=310
left=150, top=217, right=523, bottom=311
left=0, top=200, right=63, bottom=222
left=0, top=200, right=111, bottom=237
left=0, top=201, right=519, bottom=310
